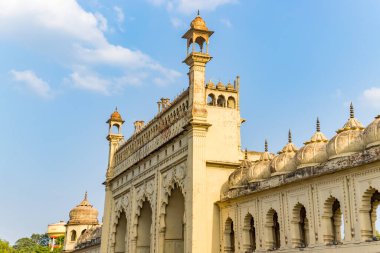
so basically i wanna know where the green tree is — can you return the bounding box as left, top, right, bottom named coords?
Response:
left=13, top=233, right=61, bottom=253
left=31, top=234, right=49, bottom=247
left=13, top=237, right=36, bottom=252
left=1, top=234, right=63, bottom=253
left=0, top=239, right=15, bottom=253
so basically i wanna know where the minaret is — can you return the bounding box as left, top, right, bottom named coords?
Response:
left=182, top=13, right=215, bottom=252
left=182, top=11, right=214, bottom=123
left=101, top=108, right=124, bottom=253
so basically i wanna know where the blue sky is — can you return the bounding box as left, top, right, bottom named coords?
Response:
left=1, top=0, right=380, bottom=244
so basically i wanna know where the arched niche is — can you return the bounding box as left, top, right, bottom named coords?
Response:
left=115, top=211, right=127, bottom=253
left=136, top=201, right=152, bottom=253
left=322, top=196, right=343, bottom=245
left=224, top=218, right=235, bottom=253
left=164, top=186, right=185, bottom=253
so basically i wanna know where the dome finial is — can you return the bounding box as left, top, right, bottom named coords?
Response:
left=288, top=129, right=292, bottom=143
left=265, top=139, right=268, bottom=152
left=316, top=117, right=320, bottom=132
left=197, top=9, right=200, bottom=16
left=244, top=148, right=248, bottom=159
left=84, top=191, right=88, bottom=201
left=115, top=106, right=118, bottom=111
left=350, top=102, right=354, bottom=119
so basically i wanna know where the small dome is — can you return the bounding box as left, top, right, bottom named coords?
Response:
left=109, top=108, right=123, bottom=122
left=226, top=82, right=234, bottom=90
left=68, top=192, right=99, bottom=225
left=326, top=103, right=365, bottom=159
left=363, top=115, right=380, bottom=148
left=248, top=140, right=274, bottom=182
left=271, top=130, right=298, bottom=175
left=228, top=150, right=252, bottom=189
left=217, top=81, right=225, bottom=90
left=295, top=118, right=328, bottom=169
left=206, top=80, right=215, bottom=89
left=190, top=15, right=208, bottom=30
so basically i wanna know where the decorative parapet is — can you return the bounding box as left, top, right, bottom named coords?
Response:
left=112, top=89, right=189, bottom=177
left=221, top=145, right=380, bottom=201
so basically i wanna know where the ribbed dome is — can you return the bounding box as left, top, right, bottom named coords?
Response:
left=216, top=81, right=225, bottom=90
left=271, top=130, right=298, bottom=175
left=226, top=82, right=234, bottom=90
left=363, top=115, right=380, bottom=148
left=206, top=80, right=215, bottom=89
left=249, top=140, right=274, bottom=182
left=68, top=192, right=99, bottom=225
left=190, top=15, right=208, bottom=30
left=108, top=108, right=123, bottom=122
left=295, top=118, right=328, bottom=169
left=228, top=150, right=252, bottom=189
left=326, top=103, right=365, bottom=159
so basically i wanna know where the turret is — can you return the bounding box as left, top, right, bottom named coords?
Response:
left=63, top=192, right=99, bottom=252
left=106, top=107, right=124, bottom=180
left=182, top=12, right=214, bottom=122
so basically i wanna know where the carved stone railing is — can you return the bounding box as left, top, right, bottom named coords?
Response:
left=113, top=89, right=190, bottom=176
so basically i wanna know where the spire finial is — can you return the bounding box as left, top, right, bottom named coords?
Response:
left=350, top=102, right=354, bottom=119
left=265, top=139, right=268, bottom=152
left=197, top=9, right=200, bottom=16
left=244, top=148, right=248, bottom=159
left=84, top=191, right=88, bottom=200
left=316, top=117, right=320, bottom=132
left=288, top=129, right=292, bottom=143
left=115, top=106, right=118, bottom=111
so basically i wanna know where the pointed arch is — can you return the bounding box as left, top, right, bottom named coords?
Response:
left=136, top=200, right=153, bottom=252
left=360, top=186, right=380, bottom=241
left=242, top=213, right=256, bottom=252
left=227, top=96, right=236, bottom=109
left=114, top=211, right=127, bottom=253
left=265, top=208, right=280, bottom=250
left=322, top=196, right=343, bottom=245
left=217, top=95, right=226, bottom=107
left=291, top=203, right=309, bottom=248
left=223, top=217, right=235, bottom=253
left=207, top=93, right=216, bottom=106
left=162, top=185, right=185, bottom=253
left=70, top=230, right=77, bottom=242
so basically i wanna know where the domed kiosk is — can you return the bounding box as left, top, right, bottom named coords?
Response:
left=63, top=192, right=99, bottom=252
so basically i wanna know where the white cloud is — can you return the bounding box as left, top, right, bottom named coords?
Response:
left=70, top=70, right=110, bottom=95
left=148, top=0, right=237, bottom=14
left=220, top=18, right=232, bottom=28
left=360, top=87, right=380, bottom=109
left=113, top=6, right=125, bottom=24
left=95, top=13, right=108, bottom=32
left=170, top=17, right=186, bottom=28
left=10, top=70, right=53, bottom=99
left=0, top=0, right=180, bottom=95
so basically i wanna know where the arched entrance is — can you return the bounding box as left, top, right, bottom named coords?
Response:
left=115, top=211, right=127, bottom=253
left=360, top=187, right=380, bottom=241
left=137, top=201, right=152, bottom=253
left=265, top=209, right=280, bottom=250
left=242, top=213, right=256, bottom=252
left=224, top=218, right=235, bottom=253
left=291, top=204, right=309, bottom=248
left=164, top=186, right=185, bottom=252
left=323, top=197, right=343, bottom=245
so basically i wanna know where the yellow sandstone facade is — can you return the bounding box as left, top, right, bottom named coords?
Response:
left=96, top=14, right=380, bottom=253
